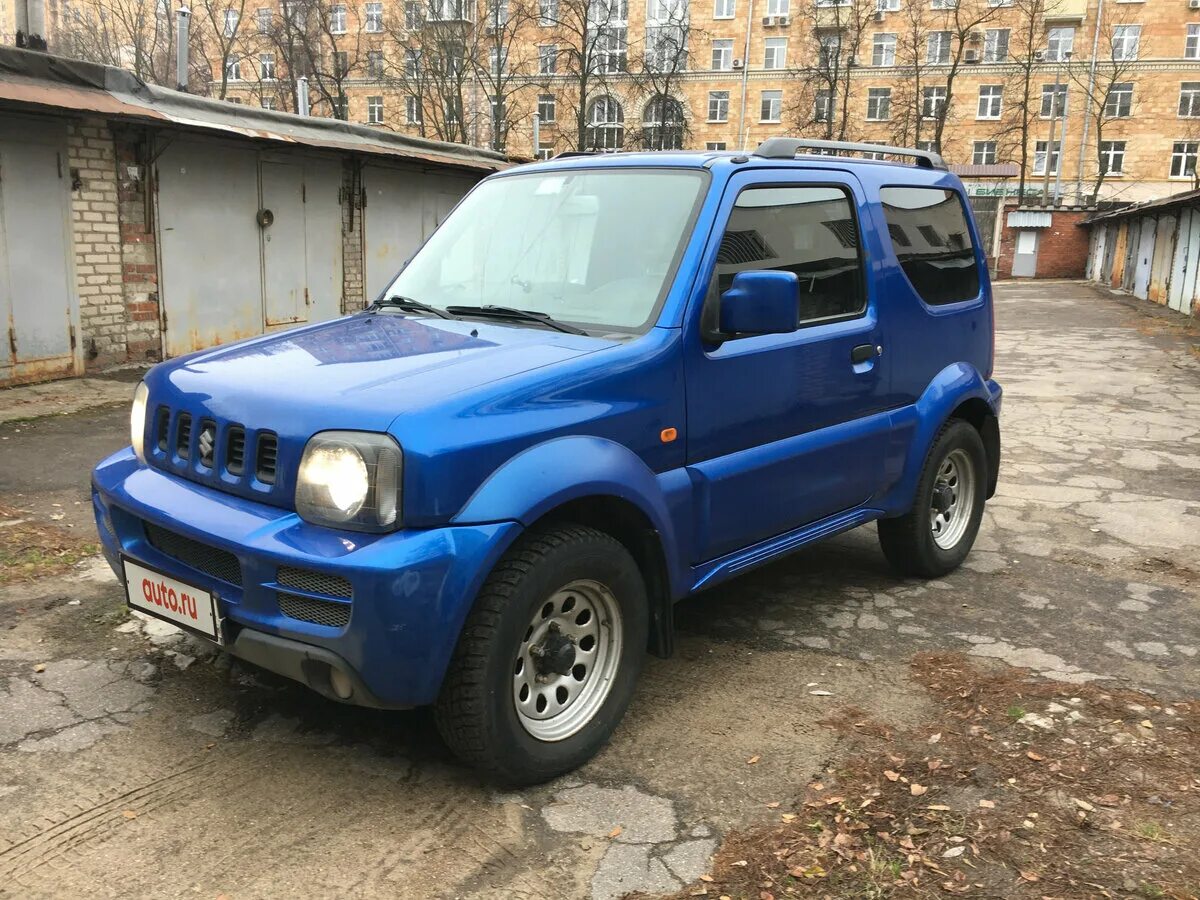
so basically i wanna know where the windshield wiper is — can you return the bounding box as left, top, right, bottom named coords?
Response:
left=444, top=305, right=589, bottom=336
left=372, top=295, right=455, bottom=319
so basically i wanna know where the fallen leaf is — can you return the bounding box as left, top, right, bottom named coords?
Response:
left=700, top=874, right=715, bottom=883
left=928, top=733, right=942, bottom=744
left=781, top=813, right=797, bottom=823
left=1073, top=799, right=1095, bottom=812
left=910, top=784, right=928, bottom=796
left=1140, top=719, right=1154, bottom=729
left=731, top=860, right=748, bottom=867
left=978, top=799, right=995, bottom=809
left=1018, top=871, right=1040, bottom=882
left=942, top=846, right=966, bottom=858
left=928, top=759, right=944, bottom=772
left=765, top=801, right=780, bottom=809
left=608, top=826, right=623, bottom=838
left=1026, top=750, right=1044, bottom=761
left=747, top=755, right=761, bottom=765
left=926, top=804, right=952, bottom=811
left=121, top=810, right=137, bottom=820
left=33, top=663, right=45, bottom=673
left=884, top=770, right=901, bottom=782
left=809, top=690, right=833, bottom=696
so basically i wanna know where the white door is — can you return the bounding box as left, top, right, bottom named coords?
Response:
left=1012, top=229, right=1038, bottom=277
left=1133, top=217, right=1155, bottom=300
left=261, top=160, right=309, bottom=326
left=0, top=118, right=80, bottom=385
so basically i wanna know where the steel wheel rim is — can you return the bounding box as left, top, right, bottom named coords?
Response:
left=513, top=579, right=622, bottom=743
left=930, top=448, right=975, bottom=550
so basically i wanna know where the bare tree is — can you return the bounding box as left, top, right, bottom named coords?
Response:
left=473, top=0, right=539, bottom=150
left=887, top=0, right=933, bottom=147
left=928, top=0, right=1003, bottom=152
left=625, top=0, right=700, bottom=149
left=384, top=0, right=476, bottom=141
left=539, top=0, right=627, bottom=150
left=786, top=0, right=875, bottom=141
left=193, top=0, right=248, bottom=98
left=52, top=0, right=182, bottom=85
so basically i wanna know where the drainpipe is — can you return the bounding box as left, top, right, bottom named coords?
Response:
left=1053, top=52, right=1072, bottom=205
left=532, top=113, right=541, bottom=158
left=296, top=76, right=310, bottom=115
left=1074, top=0, right=1104, bottom=206
left=175, top=5, right=190, bottom=91
left=736, top=0, right=754, bottom=150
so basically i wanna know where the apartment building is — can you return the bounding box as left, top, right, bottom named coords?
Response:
left=39, top=0, right=1200, bottom=202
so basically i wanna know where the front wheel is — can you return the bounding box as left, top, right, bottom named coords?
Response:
left=878, top=419, right=987, bottom=578
left=434, top=524, right=648, bottom=785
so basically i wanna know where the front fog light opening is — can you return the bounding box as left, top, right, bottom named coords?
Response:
left=328, top=667, right=354, bottom=700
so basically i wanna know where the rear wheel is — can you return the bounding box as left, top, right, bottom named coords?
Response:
left=434, top=524, right=648, bottom=785
left=878, top=419, right=987, bottom=578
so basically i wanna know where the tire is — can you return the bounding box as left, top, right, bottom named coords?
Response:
left=434, top=524, right=648, bottom=785
left=878, top=419, right=987, bottom=578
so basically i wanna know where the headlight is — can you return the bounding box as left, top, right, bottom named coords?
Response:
left=295, top=431, right=403, bottom=532
left=130, top=382, right=149, bottom=462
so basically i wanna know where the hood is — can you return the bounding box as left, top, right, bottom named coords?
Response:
left=149, top=312, right=613, bottom=435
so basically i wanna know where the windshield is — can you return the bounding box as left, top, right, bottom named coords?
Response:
left=383, top=168, right=707, bottom=332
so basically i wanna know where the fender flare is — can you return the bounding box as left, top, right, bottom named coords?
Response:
left=880, top=363, right=999, bottom=516
left=452, top=435, right=686, bottom=597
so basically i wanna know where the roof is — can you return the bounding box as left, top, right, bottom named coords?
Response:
left=949, top=163, right=1020, bottom=178
left=1007, top=210, right=1053, bottom=229
left=1084, top=187, right=1200, bottom=225
left=0, top=46, right=507, bottom=173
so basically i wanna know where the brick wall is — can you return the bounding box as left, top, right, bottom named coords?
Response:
left=996, top=206, right=1092, bottom=280
left=341, top=158, right=366, bottom=313
left=114, top=129, right=162, bottom=364
left=67, top=117, right=124, bottom=368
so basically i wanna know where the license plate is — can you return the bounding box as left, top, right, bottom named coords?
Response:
left=123, top=556, right=223, bottom=644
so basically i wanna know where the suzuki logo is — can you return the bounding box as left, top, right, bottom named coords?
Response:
left=198, top=425, right=215, bottom=463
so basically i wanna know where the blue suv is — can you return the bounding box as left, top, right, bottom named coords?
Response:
left=93, top=139, right=1001, bottom=783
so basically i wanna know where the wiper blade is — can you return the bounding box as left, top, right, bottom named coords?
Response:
left=443, top=305, right=588, bottom=335
left=372, top=295, right=455, bottom=319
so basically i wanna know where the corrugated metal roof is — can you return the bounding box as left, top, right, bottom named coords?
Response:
left=0, top=46, right=508, bottom=173
left=1084, top=187, right=1200, bottom=225
left=1007, top=210, right=1053, bottom=228
left=949, top=163, right=1020, bottom=178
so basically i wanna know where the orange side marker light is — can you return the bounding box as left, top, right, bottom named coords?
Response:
left=660, top=427, right=678, bottom=443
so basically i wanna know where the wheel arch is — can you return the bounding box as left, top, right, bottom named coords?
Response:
left=948, top=396, right=1000, bottom=499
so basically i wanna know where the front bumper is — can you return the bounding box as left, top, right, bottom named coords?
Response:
left=92, top=448, right=520, bottom=707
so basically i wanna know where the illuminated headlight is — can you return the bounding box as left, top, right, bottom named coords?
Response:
left=130, top=381, right=149, bottom=462
left=296, top=431, right=403, bottom=532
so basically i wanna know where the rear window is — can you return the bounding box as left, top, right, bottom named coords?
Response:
left=880, top=186, right=980, bottom=305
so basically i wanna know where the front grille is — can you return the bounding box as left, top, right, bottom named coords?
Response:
left=155, top=407, right=170, bottom=452
left=144, top=522, right=243, bottom=587
left=256, top=433, right=278, bottom=484
left=198, top=420, right=216, bottom=467
left=278, top=566, right=352, bottom=599
left=226, top=426, right=246, bottom=476
left=176, top=413, right=192, bottom=460
left=278, top=593, right=351, bottom=628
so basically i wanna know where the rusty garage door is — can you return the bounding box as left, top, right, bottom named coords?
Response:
left=156, top=137, right=345, bottom=357
left=0, top=116, right=81, bottom=386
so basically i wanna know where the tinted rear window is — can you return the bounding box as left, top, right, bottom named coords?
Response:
left=880, top=187, right=980, bottom=305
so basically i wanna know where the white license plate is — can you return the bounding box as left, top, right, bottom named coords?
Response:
left=123, top=556, right=222, bottom=644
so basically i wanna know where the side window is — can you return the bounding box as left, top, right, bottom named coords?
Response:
left=705, top=185, right=866, bottom=334
left=880, top=186, right=980, bottom=305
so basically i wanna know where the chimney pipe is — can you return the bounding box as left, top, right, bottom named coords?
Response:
left=176, top=4, right=191, bottom=91
left=296, top=76, right=310, bottom=116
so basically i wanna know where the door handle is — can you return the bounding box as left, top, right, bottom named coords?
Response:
left=850, top=343, right=877, bottom=364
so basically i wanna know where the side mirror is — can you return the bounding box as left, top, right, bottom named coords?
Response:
left=718, top=270, right=800, bottom=336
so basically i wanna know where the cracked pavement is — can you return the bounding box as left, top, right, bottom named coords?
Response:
left=0, top=281, right=1197, bottom=898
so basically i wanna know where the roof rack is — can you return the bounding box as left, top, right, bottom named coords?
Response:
left=553, top=150, right=605, bottom=159
left=753, top=137, right=947, bottom=171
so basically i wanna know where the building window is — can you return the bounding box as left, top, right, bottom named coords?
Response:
left=915, top=139, right=936, bottom=152
left=1045, top=26, right=1073, bottom=61
left=595, top=25, right=628, bottom=73
left=539, top=0, right=557, bottom=24
left=760, top=89, right=782, bottom=122
left=930, top=0, right=956, bottom=8
left=818, top=34, right=840, bottom=68
left=260, top=52, right=276, bottom=80
left=222, top=7, right=239, bottom=36
left=404, top=48, right=420, bottom=77
left=330, top=3, right=346, bottom=32
left=367, top=49, right=384, bottom=77
left=333, top=50, right=349, bottom=77
left=987, top=0, right=1012, bottom=5
left=1171, top=141, right=1198, bottom=178
left=814, top=89, right=832, bottom=122
left=714, top=0, right=734, bottom=16
left=488, top=0, right=509, bottom=26
left=1188, top=23, right=1200, bottom=60
left=922, top=85, right=946, bottom=119
left=866, top=86, right=891, bottom=120
left=1180, top=82, right=1200, bottom=117
left=872, top=32, right=896, bottom=66
left=406, top=95, right=423, bottom=124
left=405, top=0, right=421, bottom=27
left=764, top=37, right=787, bottom=68
left=255, top=7, right=271, bottom=32
left=262, top=96, right=278, bottom=110
left=972, top=140, right=997, bottom=165
left=1111, top=24, right=1140, bottom=60
left=1099, top=140, right=1125, bottom=175
left=708, top=90, right=729, bottom=121
left=876, top=0, right=899, bottom=9
left=983, top=28, right=1008, bottom=61
left=367, top=95, right=383, bottom=124
left=711, top=38, right=733, bottom=69
left=643, top=94, right=684, bottom=149
left=536, top=143, right=555, bottom=160
left=1033, top=139, right=1061, bottom=174
left=538, top=44, right=557, bottom=73
left=225, top=58, right=241, bottom=81
left=705, top=141, right=726, bottom=150
left=927, top=31, right=951, bottom=64
left=489, top=47, right=508, bottom=74
left=364, top=1, right=383, bottom=32
left=977, top=84, right=1002, bottom=119
left=445, top=97, right=462, bottom=124
left=1040, top=83, right=1067, bottom=117
left=537, top=93, right=556, bottom=122
left=1105, top=82, right=1132, bottom=117
left=585, top=95, right=625, bottom=150
left=766, top=0, right=788, bottom=14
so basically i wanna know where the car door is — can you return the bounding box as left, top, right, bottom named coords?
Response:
left=682, top=168, right=891, bottom=563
